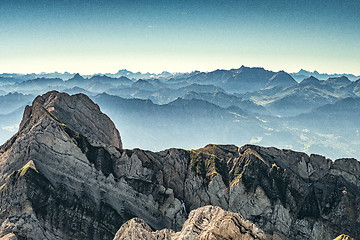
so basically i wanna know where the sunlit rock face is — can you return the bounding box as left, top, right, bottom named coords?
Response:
left=0, top=91, right=359, bottom=240
left=113, top=205, right=266, bottom=240
left=18, top=90, right=122, bottom=149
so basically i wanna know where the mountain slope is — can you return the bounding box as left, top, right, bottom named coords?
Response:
left=183, top=91, right=267, bottom=114
left=91, top=93, right=264, bottom=150
left=266, top=71, right=296, bottom=87
left=249, top=76, right=350, bottom=116
left=294, top=97, right=360, bottom=134
left=0, top=92, right=34, bottom=114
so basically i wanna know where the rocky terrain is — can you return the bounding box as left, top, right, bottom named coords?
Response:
left=0, top=91, right=359, bottom=240
left=113, top=205, right=266, bottom=240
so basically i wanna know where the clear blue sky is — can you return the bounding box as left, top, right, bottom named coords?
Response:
left=1, top=0, right=359, bottom=74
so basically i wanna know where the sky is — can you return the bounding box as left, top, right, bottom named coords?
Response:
left=0, top=0, right=359, bottom=75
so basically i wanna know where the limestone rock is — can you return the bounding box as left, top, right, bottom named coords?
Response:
left=19, top=90, right=122, bottom=148
left=113, top=218, right=176, bottom=240
left=0, top=233, right=17, bottom=240
left=334, top=234, right=355, bottom=240
left=113, top=206, right=265, bottom=240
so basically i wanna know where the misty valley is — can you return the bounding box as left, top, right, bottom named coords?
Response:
left=1, top=66, right=359, bottom=160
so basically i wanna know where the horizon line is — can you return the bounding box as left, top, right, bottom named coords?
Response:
left=1, top=65, right=360, bottom=77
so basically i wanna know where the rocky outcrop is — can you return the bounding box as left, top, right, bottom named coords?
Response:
left=0, top=233, right=17, bottom=240
left=184, top=144, right=360, bottom=239
left=0, top=91, right=359, bottom=240
left=334, top=235, right=355, bottom=240
left=18, top=90, right=122, bottom=148
left=113, top=205, right=265, bottom=240
left=0, top=91, right=186, bottom=240
left=112, top=217, right=176, bottom=240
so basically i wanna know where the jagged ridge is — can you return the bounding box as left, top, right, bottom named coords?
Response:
left=0, top=91, right=359, bottom=240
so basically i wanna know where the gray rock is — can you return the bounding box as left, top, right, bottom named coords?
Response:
left=113, top=205, right=266, bottom=240
left=19, top=90, right=122, bottom=148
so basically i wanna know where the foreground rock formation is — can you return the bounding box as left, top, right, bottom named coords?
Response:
left=333, top=235, right=355, bottom=240
left=0, top=91, right=359, bottom=240
left=113, top=205, right=266, bottom=240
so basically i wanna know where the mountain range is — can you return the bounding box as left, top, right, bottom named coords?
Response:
left=291, top=69, right=360, bottom=81
left=2, top=67, right=359, bottom=82
left=0, top=66, right=359, bottom=161
left=0, top=91, right=358, bottom=239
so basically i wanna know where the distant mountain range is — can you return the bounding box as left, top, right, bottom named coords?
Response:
left=0, top=66, right=359, bottom=160
left=290, top=69, right=360, bottom=81
left=1, top=67, right=358, bottom=83
left=0, top=69, right=181, bottom=82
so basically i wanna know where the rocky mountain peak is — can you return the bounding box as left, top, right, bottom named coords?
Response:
left=67, top=73, right=85, bottom=82
left=303, top=75, right=319, bottom=82
left=299, top=76, right=321, bottom=86
left=73, top=73, right=83, bottom=79
left=19, top=90, right=122, bottom=148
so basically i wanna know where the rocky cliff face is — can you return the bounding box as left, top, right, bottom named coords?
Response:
left=0, top=91, right=188, bottom=240
left=19, top=90, right=122, bottom=149
left=0, top=91, right=359, bottom=240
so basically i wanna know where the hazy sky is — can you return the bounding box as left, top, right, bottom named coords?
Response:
left=1, top=0, right=359, bottom=74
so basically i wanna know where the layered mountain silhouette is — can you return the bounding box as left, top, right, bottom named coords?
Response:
left=0, top=91, right=358, bottom=239
left=183, top=66, right=297, bottom=93
left=291, top=69, right=359, bottom=81
left=0, top=66, right=359, bottom=160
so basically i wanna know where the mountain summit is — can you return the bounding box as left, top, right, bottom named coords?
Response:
left=19, top=91, right=122, bottom=148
